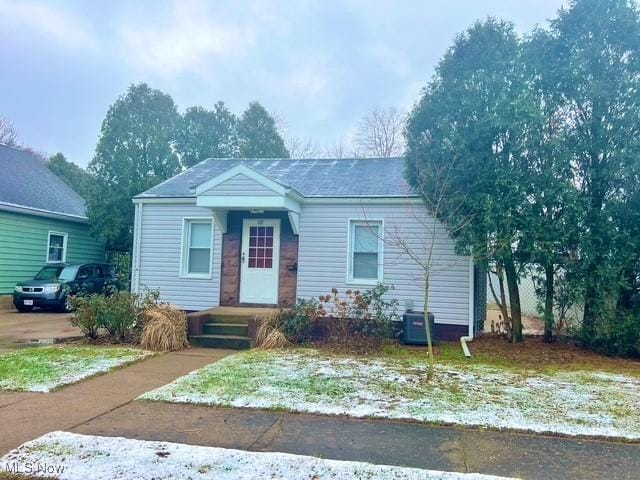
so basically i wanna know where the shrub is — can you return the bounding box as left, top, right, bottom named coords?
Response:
left=354, top=283, right=399, bottom=338
left=140, top=304, right=188, bottom=351
left=282, top=298, right=323, bottom=343
left=256, top=299, right=324, bottom=348
left=69, top=294, right=103, bottom=339
left=98, top=291, right=139, bottom=342
left=69, top=289, right=160, bottom=342
left=575, top=310, right=640, bottom=357
left=319, top=283, right=399, bottom=339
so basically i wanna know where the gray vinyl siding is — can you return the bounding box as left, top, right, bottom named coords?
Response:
left=297, top=203, right=471, bottom=326
left=135, top=203, right=221, bottom=311
left=201, top=174, right=278, bottom=196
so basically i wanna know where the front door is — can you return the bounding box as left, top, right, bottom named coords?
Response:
left=239, top=219, right=281, bottom=304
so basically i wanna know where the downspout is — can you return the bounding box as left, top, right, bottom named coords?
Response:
left=131, top=201, right=143, bottom=294
left=460, top=257, right=475, bottom=358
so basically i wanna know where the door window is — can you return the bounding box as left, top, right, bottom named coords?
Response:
left=248, top=226, right=274, bottom=268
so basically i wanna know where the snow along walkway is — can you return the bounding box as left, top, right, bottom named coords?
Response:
left=141, top=348, right=640, bottom=440
left=0, top=431, right=516, bottom=480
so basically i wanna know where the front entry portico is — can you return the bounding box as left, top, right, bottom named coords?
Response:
left=193, top=164, right=301, bottom=308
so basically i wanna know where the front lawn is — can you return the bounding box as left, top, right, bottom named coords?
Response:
left=141, top=347, right=640, bottom=440
left=0, top=431, right=514, bottom=479
left=0, top=346, right=153, bottom=392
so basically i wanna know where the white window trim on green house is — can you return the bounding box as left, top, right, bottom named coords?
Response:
left=346, top=219, right=384, bottom=286
left=46, top=231, right=68, bottom=263
left=179, top=217, right=214, bottom=279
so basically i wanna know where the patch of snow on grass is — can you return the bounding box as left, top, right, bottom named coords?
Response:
left=140, top=349, right=640, bottom=440
left=0, top=346, right=154, bottom=392
left=0, top=431, right=515, bottom=480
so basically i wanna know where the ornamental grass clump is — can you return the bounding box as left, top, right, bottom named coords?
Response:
left=255, top=310, right=291, bottom=349
left=140, top=304, right=189, bottom=352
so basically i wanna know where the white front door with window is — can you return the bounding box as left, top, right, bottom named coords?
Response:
left=239, top=219, right=281, bottom=304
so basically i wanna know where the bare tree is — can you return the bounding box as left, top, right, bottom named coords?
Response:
left=325, top=136, right=349, bottom=159
left=362, top=162, right=474, bottom=379
left=286, top=136, right=322, bottom=159
left=0, top=116, right=19, bottom=146
left=354, top=106, right=405, bottom=157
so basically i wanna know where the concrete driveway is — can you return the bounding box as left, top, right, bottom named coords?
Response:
left=0, top=307, right=80, bottom=350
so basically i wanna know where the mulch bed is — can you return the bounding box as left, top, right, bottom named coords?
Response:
left=310, top=332, right=640, bottom=374
left=450, top=334, right=640, bottom=373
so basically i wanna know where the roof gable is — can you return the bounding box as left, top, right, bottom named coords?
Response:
left=195, top=164, right=290, bottom=197
left=0, top=144, right=87, bottom=219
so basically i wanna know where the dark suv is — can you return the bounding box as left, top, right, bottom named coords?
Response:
left=13, top=263, right=119, bottom=313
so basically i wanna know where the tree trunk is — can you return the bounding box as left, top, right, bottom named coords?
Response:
left=424, top=275, right=435, bottom=380
left=543, top=264, right=554, bottom=343
left=503, top=255, right=523, bottom=342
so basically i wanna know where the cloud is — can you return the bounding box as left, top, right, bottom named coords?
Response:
left=0, top=0, right=98, bottom=50
left=118, top=0, right=255, bottom=75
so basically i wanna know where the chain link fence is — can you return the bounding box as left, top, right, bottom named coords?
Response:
left=485, top=270, right=541, bottom=334
left=484, top=266, right=584, bottom=336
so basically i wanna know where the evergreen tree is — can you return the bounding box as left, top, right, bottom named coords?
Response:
left=237, top=102, right=289, bottom=158
left=176, top=102, right=239, bottom=167
left=536, top=0, right=640, bottom=351
left=405, top=19, right=530, bottom=341
left=46, top=153, right=94, bottom=199
left=87, top=83, right=180, bottom=251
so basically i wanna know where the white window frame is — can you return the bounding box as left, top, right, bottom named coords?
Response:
left=46, top=231, right=68, bottom=263
left=180, top=217, right=214, bottom=279
left=346, top=219, right=384, bottom=285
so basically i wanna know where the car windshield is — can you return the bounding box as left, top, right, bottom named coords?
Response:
left=59, top=266, right=79, bottom=281
left=35, top=266, right=64, bottom=280
left=34, top=266, right=78, bottom=281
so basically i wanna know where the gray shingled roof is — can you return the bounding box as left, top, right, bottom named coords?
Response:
left=138, top=157, right=417, bottom=198
left=0, top=144, right=87, bottom=218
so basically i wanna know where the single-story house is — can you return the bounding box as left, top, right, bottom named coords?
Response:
left=132, top=157, right=485, bottom=341
left=0, top=144, right=105, bottom=301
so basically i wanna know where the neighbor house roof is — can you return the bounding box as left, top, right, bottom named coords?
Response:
left=0, top=143, right=87, bottom=220
left=137, top=157, right=417, bottom=199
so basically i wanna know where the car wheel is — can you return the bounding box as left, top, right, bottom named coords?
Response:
left=16, top=305, right=33, bottom=313
left=61, top=298, right=74, bottom=313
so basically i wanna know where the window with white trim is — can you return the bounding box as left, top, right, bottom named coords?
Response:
left=182, top=219, right=213, bottom=277
left=348, top=220, right=383, bottom=283
left=47, top=232, right=67, bottom=263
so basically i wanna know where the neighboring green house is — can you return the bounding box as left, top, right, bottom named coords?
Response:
left=0, top=144, right=105, bottom=298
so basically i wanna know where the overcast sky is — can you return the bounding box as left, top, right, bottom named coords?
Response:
left=0, top=0, right=565, bottom=166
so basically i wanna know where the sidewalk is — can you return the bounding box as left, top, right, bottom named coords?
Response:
left=0, top=348, right=232, bottom=455
left=70, top=400, right=640, bottom=480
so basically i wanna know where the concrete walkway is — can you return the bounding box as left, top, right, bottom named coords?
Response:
left=0, top=348, right=233, bottom=455
left=70, top=402, right=640, bottom=480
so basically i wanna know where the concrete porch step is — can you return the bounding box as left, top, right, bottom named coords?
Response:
left=202, top=322, right=249, bottom=336
left=208, top=314, right=253, bottom=324
left=189, top=334, right=251, bottom=350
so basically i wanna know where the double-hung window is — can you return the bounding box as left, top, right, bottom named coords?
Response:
left=182, top=219, right=213, bottom=277
left=348, top=220, right=383, bottom=284
left=47, top=232, right=67, bottom=263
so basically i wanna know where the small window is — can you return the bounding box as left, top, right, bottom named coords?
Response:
left=47, top=232, right=67, bottom=263
left=348, top=220, right=382, bottom=283
left=182, top=219, right=213, bottom=277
